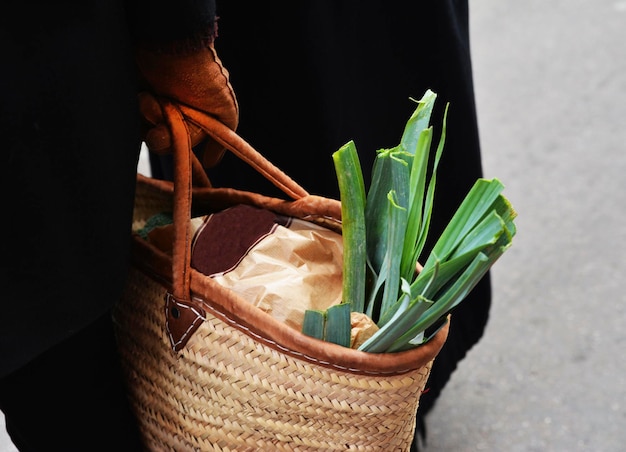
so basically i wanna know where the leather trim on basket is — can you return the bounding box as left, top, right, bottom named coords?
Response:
left=190, top=267, right=448, bottom=376
left=130, top=173, right=447, bottom=376
left=164, top=293, right=206, bottom=351
left=130, top=236, right=448, bottom=376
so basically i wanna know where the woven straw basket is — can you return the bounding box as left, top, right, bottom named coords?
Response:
left=113, top=101, right=448, bottom=451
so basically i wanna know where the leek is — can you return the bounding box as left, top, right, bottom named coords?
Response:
left=302, top=89, right=517, bottom=354
left=302, top=310, right=325, bottom=340
left=332, top=141, right=367, bottom=313
left=302, top=304, right=352, bottom=348
left=325, top=303, right=352, bottom=347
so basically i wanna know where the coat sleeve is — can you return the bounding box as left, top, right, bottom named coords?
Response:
left=126, top=0, right=218, bottom=51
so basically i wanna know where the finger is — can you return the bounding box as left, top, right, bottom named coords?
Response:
left=144, top=123, right=171, bottom=154
left=138, top=92, right=164, bottom=126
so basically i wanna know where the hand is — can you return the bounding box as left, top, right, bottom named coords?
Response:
left=136, top=41, right=239, bottom=168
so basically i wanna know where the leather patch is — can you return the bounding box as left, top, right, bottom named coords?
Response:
left=165, top=293, right=206, bottom=351
left=190, top=204, right=290, bottom=276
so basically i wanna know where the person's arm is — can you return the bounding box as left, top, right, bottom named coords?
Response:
left=126, top=0, right=238, bottom=168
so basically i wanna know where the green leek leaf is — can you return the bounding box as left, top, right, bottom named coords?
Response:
left=365, top=148, right=410, bottom=275
left=413, top=104, right=448, bottom=262
left=399, top=90, right=437, bottom=155
left=358, top=294, right=434, bottom=353
left=325, top=303, right=352, bottom=347
left=400, top=127, right=432, bottom=281
left=302, top=310, right=325, bottom=340
left=333, top=141, right=367, bottom=313
left=422, top=178, right=505, bottom=273
left=377, top=191, right=408, bottom=319
left=385, top=252, right=493, bottom=352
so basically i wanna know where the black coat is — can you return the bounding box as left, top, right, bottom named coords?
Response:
left=0, top=0, right=217, bottom=377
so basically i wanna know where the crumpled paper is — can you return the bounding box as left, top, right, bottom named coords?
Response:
left=144, top=204, right=379, bottom=348
left=350, top=312, right=379, bottom=349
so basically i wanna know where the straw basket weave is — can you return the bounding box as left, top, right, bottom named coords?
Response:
left=113, top=101, right=448, bottom=451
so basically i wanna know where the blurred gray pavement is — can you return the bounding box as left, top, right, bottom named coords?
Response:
left=425, top=1, right=626, bottom=451
left=2, top=1, right=625, bottom=451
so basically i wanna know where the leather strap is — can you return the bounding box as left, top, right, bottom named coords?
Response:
left=180, top=104, right=310, bottom=200
left=162, top=101, right=193, bottom=301
left=160, top=100, right=310, bottom=302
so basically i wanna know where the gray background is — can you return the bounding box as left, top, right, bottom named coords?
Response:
left=2, top=0, right=625, bottom=450
left=426, top=0, right=626, bottom=451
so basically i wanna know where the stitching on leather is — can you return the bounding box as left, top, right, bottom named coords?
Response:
left=166, top=295, right=205, bottom=349
left=191, top=295, right=413, bottom=376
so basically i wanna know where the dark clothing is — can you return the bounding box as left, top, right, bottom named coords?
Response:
left=211, top=0, right=491, bottom=437
left=0, top=313, right=143, bottom=452
left=0, top=0, right=216, bottom=449
left=0, top=0, right=141, bottom=378
left=0, top=0, right=218, bottom=380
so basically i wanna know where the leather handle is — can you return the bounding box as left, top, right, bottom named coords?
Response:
left=179, top=104, right=310, bottom=200
left=161, top=100, right=310, bottom=301
left=162, top=101, right=193, bottom=301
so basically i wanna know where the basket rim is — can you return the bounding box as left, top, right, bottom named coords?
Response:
left=131, top=174, right=448, bottom=376
left=195, top=272, right=448, bottom=375
left=131, top=234, right=448, bottom=376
